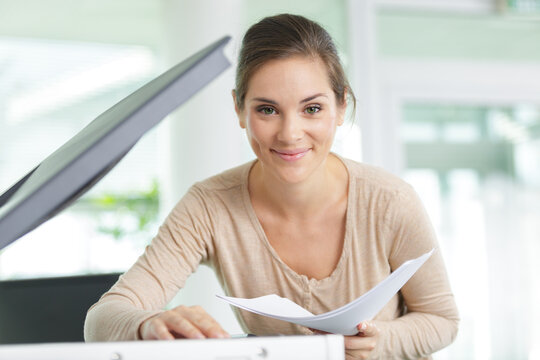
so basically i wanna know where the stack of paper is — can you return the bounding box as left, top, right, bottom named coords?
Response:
left=217, top=249, right=434, bottom=335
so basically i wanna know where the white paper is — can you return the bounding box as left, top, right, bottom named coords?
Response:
left=217, top=249, right=434, bottom=335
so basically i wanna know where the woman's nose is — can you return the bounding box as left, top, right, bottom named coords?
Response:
left=277, top=113, right=303, bottom=143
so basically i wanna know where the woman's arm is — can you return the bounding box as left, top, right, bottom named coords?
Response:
left=369, top=185, right=460, bottom=359
left=84, top=184, right=219, bottom=341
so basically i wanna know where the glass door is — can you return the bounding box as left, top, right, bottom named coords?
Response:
left=401, top=103, right=540, bottom=359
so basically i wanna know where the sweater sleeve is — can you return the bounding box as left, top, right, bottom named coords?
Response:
left=84, top=184, right=215, bottom=341
left=370, top=185, right=460, bottom=359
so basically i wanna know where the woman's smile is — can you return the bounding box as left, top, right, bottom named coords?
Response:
left=271, top=148, right=311, bottom=162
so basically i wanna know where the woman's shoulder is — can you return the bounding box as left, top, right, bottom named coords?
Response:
left=193, top=160, right=255, bottom=193
left=340, top=156, right=414, bottom=196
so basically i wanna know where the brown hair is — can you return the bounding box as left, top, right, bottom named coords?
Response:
left=234, top=13, right=356, bottom=113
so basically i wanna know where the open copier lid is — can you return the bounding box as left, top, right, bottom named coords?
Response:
left=0, top=36, right=231, bottom=251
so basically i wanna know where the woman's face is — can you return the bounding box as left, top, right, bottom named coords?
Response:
left=234, top=56, right=346, bottom=185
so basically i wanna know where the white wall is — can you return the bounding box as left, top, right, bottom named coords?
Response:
left=156, top=0, right=250, bottom=334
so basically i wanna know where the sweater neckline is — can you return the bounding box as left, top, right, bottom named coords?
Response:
left=241, top=154, right=354, bottom=287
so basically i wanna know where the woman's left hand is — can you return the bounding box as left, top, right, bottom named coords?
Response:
left=343, top=322, right=380, bottom=360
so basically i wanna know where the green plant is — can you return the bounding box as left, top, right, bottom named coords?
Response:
left=75, top=180, right=160, bottom=241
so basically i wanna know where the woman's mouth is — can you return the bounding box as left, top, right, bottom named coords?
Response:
left=271, top=148, right=311, bottom=161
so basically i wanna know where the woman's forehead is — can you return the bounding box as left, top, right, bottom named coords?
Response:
left=246, top=56, right=333, bottom=101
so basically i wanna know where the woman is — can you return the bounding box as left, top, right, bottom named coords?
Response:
left=85, top=14, right=459, bottom=359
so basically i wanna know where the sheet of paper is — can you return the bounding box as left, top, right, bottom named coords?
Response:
left=217, top=249, right=434, bottom=335
left=217, top=294, right=315, bottom=318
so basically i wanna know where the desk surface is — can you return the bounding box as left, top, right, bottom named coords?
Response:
left=0, top=335, right=344, bottom=360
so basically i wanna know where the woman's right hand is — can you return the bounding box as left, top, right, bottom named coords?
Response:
left=139, top=305, right=230, bottom=340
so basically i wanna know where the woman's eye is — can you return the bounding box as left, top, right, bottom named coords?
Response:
left=305, top=106, right=321, bottom=114
left=259, top=107, right=276, bottom=115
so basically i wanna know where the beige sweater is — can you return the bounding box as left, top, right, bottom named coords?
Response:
left=84, top=157, right=459, bottom=359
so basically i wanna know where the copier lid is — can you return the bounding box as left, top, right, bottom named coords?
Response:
left=0, top=36, right=231, bottom=250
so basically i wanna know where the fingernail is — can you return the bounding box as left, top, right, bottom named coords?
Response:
left=360, top=323, right=367, bottom=331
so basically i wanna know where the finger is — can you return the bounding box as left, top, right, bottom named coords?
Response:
left=346, top=350, right=370, bottom=360
left=150, top=319, right=175, bottom=340
left=174, top=306, right=229, bottom=338
left=344, top=335, right=377, bottom=352
left=357, top=321, right=379, bottom=337
left=164, top=313, right=205, bottom=339
left=181, top=306, right=229, bottom=338
left=188, top=314, right=229, bottom=338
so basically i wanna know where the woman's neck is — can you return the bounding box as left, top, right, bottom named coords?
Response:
left=249, top=154, right=347, bottom=220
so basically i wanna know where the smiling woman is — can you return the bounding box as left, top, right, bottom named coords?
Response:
left=84, top=14, right=459, bottom=360
left=236, top=56, right=346, bottom=186
left=237, top=55, right=349, bottom=282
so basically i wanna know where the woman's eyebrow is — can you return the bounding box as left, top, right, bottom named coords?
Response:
left=251, top=97, right=278, bottom=105
left=251, top=93, right=328, bottom=105
left=300, top=93, right=327, bottom=103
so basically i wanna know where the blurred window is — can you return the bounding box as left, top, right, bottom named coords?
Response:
left=0, top=37, right=161, bottom=279
left=402, top=103, right=540, bottom=359
left=504, top=0, right=540, bottom=13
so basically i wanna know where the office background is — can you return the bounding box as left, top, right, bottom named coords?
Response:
left=0, top=0, right=539, bottom=358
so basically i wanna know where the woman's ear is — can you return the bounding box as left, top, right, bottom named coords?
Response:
left=232, top=89, right=246, bottom=129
